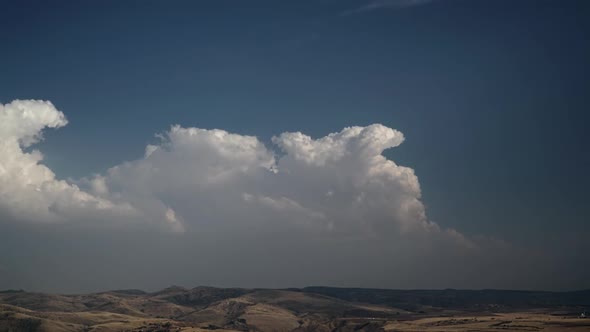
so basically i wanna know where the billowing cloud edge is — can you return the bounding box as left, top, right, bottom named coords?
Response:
left=0, top=99, right=474, bottom=251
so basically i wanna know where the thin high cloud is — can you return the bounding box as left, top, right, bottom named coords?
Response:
left=341, top=0, right=437, bottom=16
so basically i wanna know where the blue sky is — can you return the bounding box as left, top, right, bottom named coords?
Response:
left=1, top=0, right=589, bottom=291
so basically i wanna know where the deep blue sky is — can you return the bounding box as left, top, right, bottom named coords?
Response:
left=1, top=0, right=589, bottom=246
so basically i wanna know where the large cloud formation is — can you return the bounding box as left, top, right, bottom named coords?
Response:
left=0, top=99, right=465, bottom=242
left=2, top=99, right=504, bottom=291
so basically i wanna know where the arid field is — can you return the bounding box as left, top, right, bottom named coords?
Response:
left=1, top=287, right=589, bottom=331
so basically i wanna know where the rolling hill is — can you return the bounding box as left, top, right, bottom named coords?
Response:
left=1, top=287, right=589, bottom=331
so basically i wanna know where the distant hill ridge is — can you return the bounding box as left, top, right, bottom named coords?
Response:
left=2, top=286, right=589, bottom=309
left=302, top=287, right=590, bottom=309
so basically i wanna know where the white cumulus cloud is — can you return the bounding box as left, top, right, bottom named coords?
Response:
left=7, top=99, right=562, bottom=291
left=0, top=100, right=135, bottom=224
left=0, top=99, right=470, bottom=247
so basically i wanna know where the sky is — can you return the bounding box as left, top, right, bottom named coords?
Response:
left=0, top=0, right=589, bottom=293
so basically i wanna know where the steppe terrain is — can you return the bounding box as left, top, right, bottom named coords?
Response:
left=1, top=287, right=589, bottom=331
